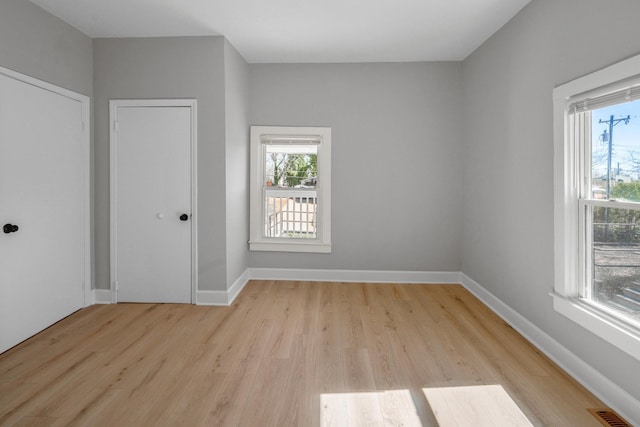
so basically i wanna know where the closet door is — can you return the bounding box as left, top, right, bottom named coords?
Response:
left=111, top=101, right=195, bottom=303
left=0, top=70, right=87, bottom=353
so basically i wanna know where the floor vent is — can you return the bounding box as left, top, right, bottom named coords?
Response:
left=588, top=408, right=631, bottom=427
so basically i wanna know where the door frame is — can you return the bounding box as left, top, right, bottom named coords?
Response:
left=0, top=65, right=92, bottom=307
left=109, top=99, right=198, bottom=303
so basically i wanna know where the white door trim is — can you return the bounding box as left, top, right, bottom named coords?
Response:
left=0, top=65, right=92, bottom=307
left=109, top=99, right=198, bottom=303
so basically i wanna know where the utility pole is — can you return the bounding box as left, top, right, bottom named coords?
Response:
left=600, top=114, right=631, bottom=199
left=599, top=114, right=631, bottom=241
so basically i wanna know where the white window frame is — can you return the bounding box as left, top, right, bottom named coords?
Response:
left=553, top=53, right=640, bottom=361
left=249, top=125, right=332, bottom=253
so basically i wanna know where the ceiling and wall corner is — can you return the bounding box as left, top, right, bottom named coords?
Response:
left=29, top=0, right=530, bottom=63
left=0, top=0, right=92, bottom=94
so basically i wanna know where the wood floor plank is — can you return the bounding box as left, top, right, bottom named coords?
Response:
left=12, top=416, right=58, bottom=427
left=0, top=281, right=606, bottom=426
left=204, top=320, right=274, bottom=426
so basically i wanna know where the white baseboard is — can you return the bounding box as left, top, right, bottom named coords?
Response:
left=93, top=289, right=113, bottom=304
left=104, top=269, right=460, bottom=307
left=228, top=269, right=250, bottom=303
left=195, top=268, right=460, bottom=305
left=91, top=281, right=250, bottom=306
left=248, top=268, right=462, bottom=284
left=195, top=289, right=230, bottom=306
left=460, top=273, right=640, bottom=425
left=197, top=269, right=251, bottom=306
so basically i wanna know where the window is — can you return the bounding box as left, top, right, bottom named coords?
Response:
left=554, top=54, right=640, bottom=361
left=249, top=126, right=331, bottom=253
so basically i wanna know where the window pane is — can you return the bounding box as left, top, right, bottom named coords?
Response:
left=591, top=206, right=640, bottom=320
left=591, top=99, right=640, bottom=202
left=264, top=189, right=317, bottom=239
left=264, top=145, right=318, bottom=188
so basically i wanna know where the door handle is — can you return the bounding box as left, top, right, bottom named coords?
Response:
left=3, top=223, right=19, bottom=234
left=179, top=214, right=189, bottom=222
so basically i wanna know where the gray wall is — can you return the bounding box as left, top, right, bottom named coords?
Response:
left=249, top=62, right=463, bottom=272
left=93, top=36, right=228, bottom=291
left=0, top=0, right=92, bottom=95
left=462, top=0, right=640, bottom=404
left=224, top=40, right=250, bottom=287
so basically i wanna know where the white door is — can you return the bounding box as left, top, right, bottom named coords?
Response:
left=111, top=101, right=195, bottom=303
left=0, top=70, right=87, bottom=353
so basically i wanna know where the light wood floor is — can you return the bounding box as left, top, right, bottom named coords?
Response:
left=0, top=281, right=605, bottom=426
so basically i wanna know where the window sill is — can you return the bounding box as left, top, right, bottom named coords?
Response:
left=249, top=240, right=331, bottom=253
left=551, top=293, right=640, bottom=361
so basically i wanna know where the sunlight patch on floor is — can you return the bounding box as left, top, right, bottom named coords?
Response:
left=423, top=384, right=533, bottom=427
left=320, top=389, right=422, bottom=426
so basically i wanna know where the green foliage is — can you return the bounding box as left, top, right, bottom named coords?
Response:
left=593, top=206, right=640, bottom=244
left=284, top=154, right=314, bottom=187
left=591, top=183, right=640, bottom=244
left=268, top=153, right=317, bottom=187
left=611, top=182, right=640, bottom=202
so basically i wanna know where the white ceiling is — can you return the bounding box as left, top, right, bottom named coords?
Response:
left=30, top=0, right=530, bottom=63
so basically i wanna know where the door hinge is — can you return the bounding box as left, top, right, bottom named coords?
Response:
left=114, top=280, right=119, bottom=290
left=113, top=120, right=118, bottom=132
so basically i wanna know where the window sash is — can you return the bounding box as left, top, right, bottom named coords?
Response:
left=578, top=200, right=591, bottom=300
left=581, top=198, right=640, bottom=210
left=263, top=188, right=319, bottom=240
left=262, top=147, right=319, bottom=187
left=579, top=198, right=640, bottom=303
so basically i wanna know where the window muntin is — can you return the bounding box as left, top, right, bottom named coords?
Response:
left=249, top=126, right=331, bottom=253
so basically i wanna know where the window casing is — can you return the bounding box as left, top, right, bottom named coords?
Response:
left=553, top=53, right=640, bottom=361
left=249, top=126, right=331, bottom=253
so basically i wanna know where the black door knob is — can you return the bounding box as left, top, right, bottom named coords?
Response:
left=3, top=224, right=18, bottom=234
left=179, top=214, right=189, bottom=221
